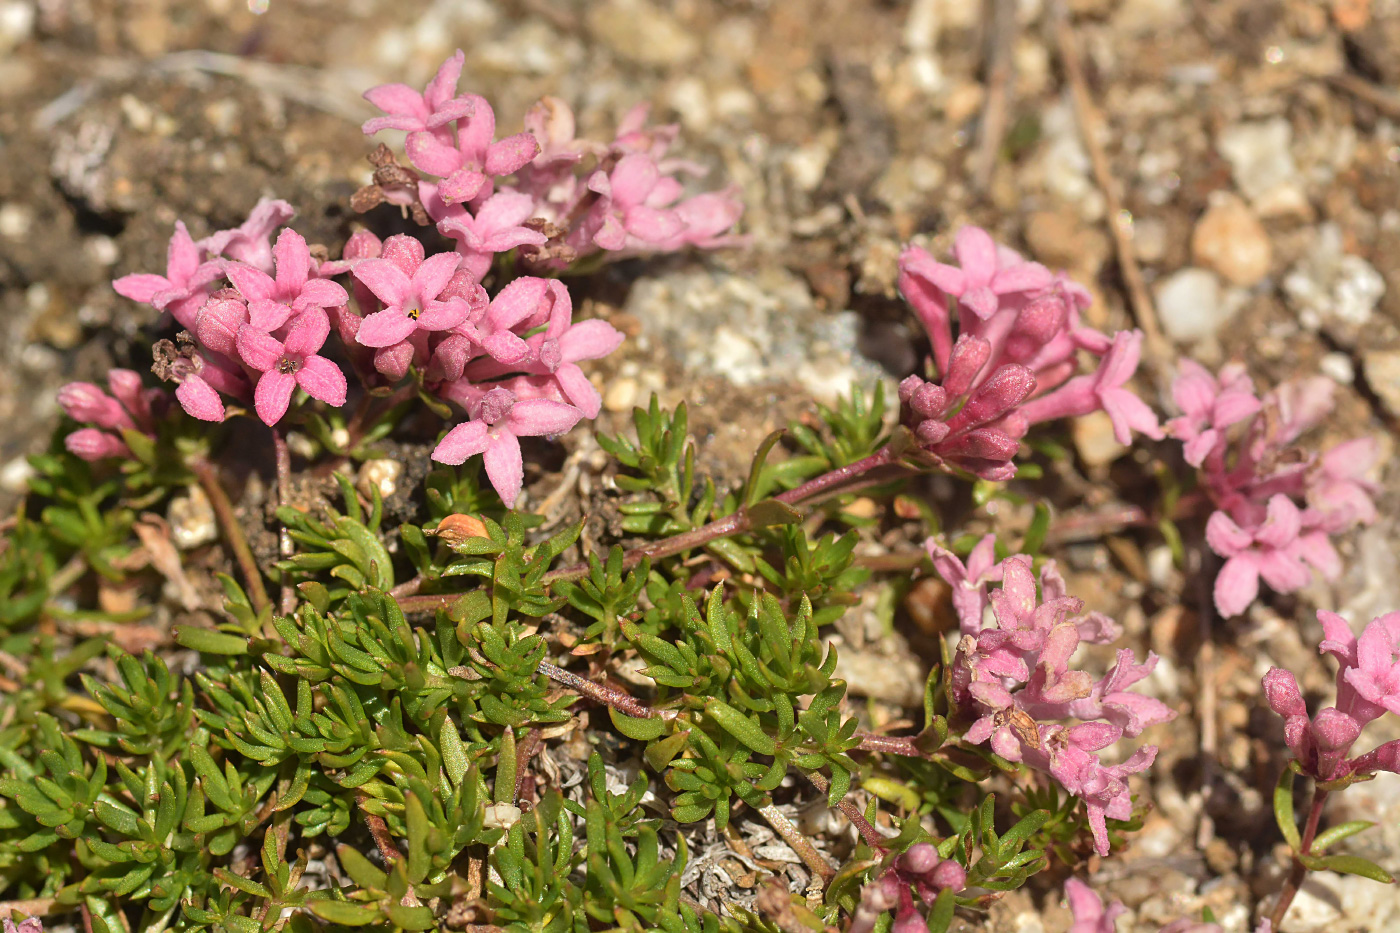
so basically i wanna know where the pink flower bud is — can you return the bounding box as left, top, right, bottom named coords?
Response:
left=65, top=428, right=131, bottom=461
left=343, top=229, right=383, bottom=261
left=892, top=907, right=929, bottom=933
left=910, top=383, right=948, bottom=420
left=106, top=369, right=151, bottom=427
left=1312, top=707, right=1361, bottom=753
left=58, top=382, right=134, bottom=431
left=942, top=335, right=991, bottom=399
left=898, top=843, right=939, bottom=875
left=946, top=365, right=1036, bottom=434
left=1262, top=668, right=1307, bottom=718
left=915, top=419, right=950, bottom=446
left=926, top=861, right=965, bottom=892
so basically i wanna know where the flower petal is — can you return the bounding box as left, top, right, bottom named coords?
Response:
left=356, top=309, right=418, bottom=347
left=296, top=355, right=348, bottom=407
left=236, top=325, right=285, bottom=372
left=506, top=398, right=582, bottom=438
left=254, top=371, right=297, bottom=425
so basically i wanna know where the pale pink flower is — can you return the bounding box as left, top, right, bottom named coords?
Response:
left=1020, top=330, right=1163, bottom=445
left=899, top=226, right=1053, bottom=322
left=584, top=154, right=686, bottom=250
left=361, top=49, right=472, bottom=135
left=236, top=310, right=347, bottom=425
left=405, top=94, right=540, bottom=203
left=198, top=198, right=296, bottom=275
left=431, top=387, right=582, bottom=504
left=225, top=228, right=348, bottom=331
left=112, top=221, right=224, bottom=328
left=1206, top=495, right=1339, bottom=617
left=65, top=428, right=132, bottom=461
left=1165, top=359, right=1260, bottom=467
left=435, top=189, right=549, bottom=281
left=352, top=236, right=475, bottom=347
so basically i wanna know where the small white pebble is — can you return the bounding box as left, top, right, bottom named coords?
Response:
left=168, top=485, right=218, bottom=550
left=357, top=458, right=402, bottom=500
left=482, top=803, right=521, bottom=830
left=1319, top=351, right=1355, bottom=385
left=0, top=455, right=35, bottom=493
left=0, top=203, right=33, bottom=238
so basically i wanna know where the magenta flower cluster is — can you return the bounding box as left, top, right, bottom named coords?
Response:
left=57, top=370, right=163, bottom=462
left=897, top=227, right=1160, bottom=481
left=849, top=843, right=966, bottom=933
left=74, top=63, right=745, bottom=505
left=1263, top=610, right=1400, bottom=782
left=362, top=51, right=743, bottom=270
left=1166, top=362, right=1380, bottom=617
left=928, top=536, right=1175, bottom=856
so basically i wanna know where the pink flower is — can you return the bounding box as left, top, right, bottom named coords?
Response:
left=900, top=226, right=1053, bottom=322
left=925, top=536, right=1004, bottom=635
left=198, top=198, right=296, bottom=275
left=1206, top=495, right=1339, bottom=617
left=225, top=228, right=348, bottom=331
left=405, top=95, right=540, bottom=203
left=1064, top=878, right=1127, bottom=933
left=361, top=49, right=473, bottom=135
left=236, top=310, right=347, bottom=425
left=1306, top=437, right=1380, bottom=533
left=584, top=154, right=685, bottom=250
left=431, top=387, right=582, bottom=504
left=352, top=236, right=476, bottom=347
left=436, top=189, right=549, bottom=281
left=165, top=352, right=236, bottom=423
left=1165, top=359, right=1260, bottom=467
left=1343, top=611, right=1400, bottom=719
left=1020, top=330, right=1163, bottom=445
left=112, top=221, right=224, bottom=328
left=459, top=276, right=555, bottom=366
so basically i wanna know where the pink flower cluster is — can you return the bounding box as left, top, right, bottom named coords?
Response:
left=1263, top=610, right=1400, bottom=782
left=849, top=843, right=966, bottom=933
left=360, top=51, right=743, bottom=271
left=1166, top=362, right=1380, bottom=617
left=929, top=536, right=1175, bottom=856
left=57, top=370, right=163, bottom=462
left=1064, top=878, right=1272, bottom=933
left=897, top=227, right=1160, bottom=481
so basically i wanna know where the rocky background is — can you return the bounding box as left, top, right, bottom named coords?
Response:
left=2, top=0, right=1399, bottom=930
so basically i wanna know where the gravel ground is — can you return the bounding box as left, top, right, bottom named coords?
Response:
left=2, top=0, right=1399, bottom=930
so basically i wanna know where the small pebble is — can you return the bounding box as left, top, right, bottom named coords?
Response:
left=357, top=458, right=402, bottom=500
left=603, top=377, right=638, bottom=413
left=1155, top=267, right=1227, bottom=342
left=168, top=485, right=218, bottom=550
left=1072, top=410, right=1127, bottom=467
left=1319, top=351, right=1355, bottom=385
left=1191, top=193, right=1272, bottom=287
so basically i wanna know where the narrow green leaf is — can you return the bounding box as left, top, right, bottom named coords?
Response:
left=1312, top=854, right=1394, bottom=883
left=173, top=626, right=248, bottom=655
left=1311, top=820, right=1375, bottom=854
left=1274, top=765, right=1301, bottom=852
left=705, top=699, right=775, bottom=756
left=609, top=707, right=666, bottom=742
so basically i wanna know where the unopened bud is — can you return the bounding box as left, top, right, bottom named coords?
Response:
left=897, top=843, right=939, bottom=875
left=433, top=514, right=489, bottom=545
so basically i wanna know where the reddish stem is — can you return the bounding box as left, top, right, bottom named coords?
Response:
left=190, top=457, right=270, bottom=613
left=271, top=426, right=296, bottom=615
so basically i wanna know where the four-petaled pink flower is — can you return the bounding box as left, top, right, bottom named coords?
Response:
left=436, top=189, right=549, bottom=281
left=406, top=94, right=540, bottom=203
left=1165, top=359, right=1260, bottom=467
left=925, top=534, right=1004, bottom=636
left=1206, top=495, right=1339, bottom=618
left=112, top=221, right=224, bottom=329
left=431, top=387, right=582, bottom=504
left=585, top=154, right=685, bottom=250
left=1021, top=330, right=1163, bottom=445
left=901, top=226, right=1053, bottom=321
left=459, top=276, right=554, bottom=366
left=225, top=228, right=348, bottom=331
left=1343, top=611, right=1400, bottom=719
left=361, top=49, right=473, bottom=136
left=352, top=236, right=473, bottom=347
left=236, top=310, right=348, bottom=426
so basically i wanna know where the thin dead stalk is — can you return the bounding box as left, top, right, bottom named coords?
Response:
left=190, top=457, right=270, bottom=613
left=758, top=803, right=836, bottom=884
left=1052, top=4, right=1170, bottom=371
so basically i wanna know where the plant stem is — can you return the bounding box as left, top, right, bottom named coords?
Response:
left=1270, top=784, right=1329, bottom=929
left=803, top=769, right=888, bottom=851
left=537, top=660, right=665, bottom=720
left=758, top=803, right=836, bottom=884
left=542, top=445, right=901, bottom=586
left=271, top=426, right=296, bottom=615
left=190, top=457, right=270, bottom=614
left=355, top=791, right=402, bottom=864
left=0, top=896, right=58, bottom=920
left=854, top=732, right=928, bottom=758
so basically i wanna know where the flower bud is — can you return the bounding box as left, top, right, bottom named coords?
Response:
left=1261, top=668, right=1307, bottom=719
left=434, top=514, right=489, bottom=546
left=897, top=843, right=939, bottom=875
left=891, top=906, right=929, bottom=933
left=58, top=382, right=133, bottom=431
left=926, top=860, right=966, bottom=892
left=65, top=428, right=130, bottom=461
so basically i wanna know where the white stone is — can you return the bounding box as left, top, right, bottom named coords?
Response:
left=1155, top=267, right=1228, bottom=342
left=1217, top=119, right=1309, bottom=217
left=0, top=1, right=34, bottom=53
left=1284, top=224, right=1386, bottom=335
left=0, top=202, right=32, bottom=238
left=357, top=459, right=402, bottom=501
left=1319, top=351, right=1355, bottom=385
left=0, top=455, right=35, bottom=493
left=168, top=486, right=218, bottom=550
